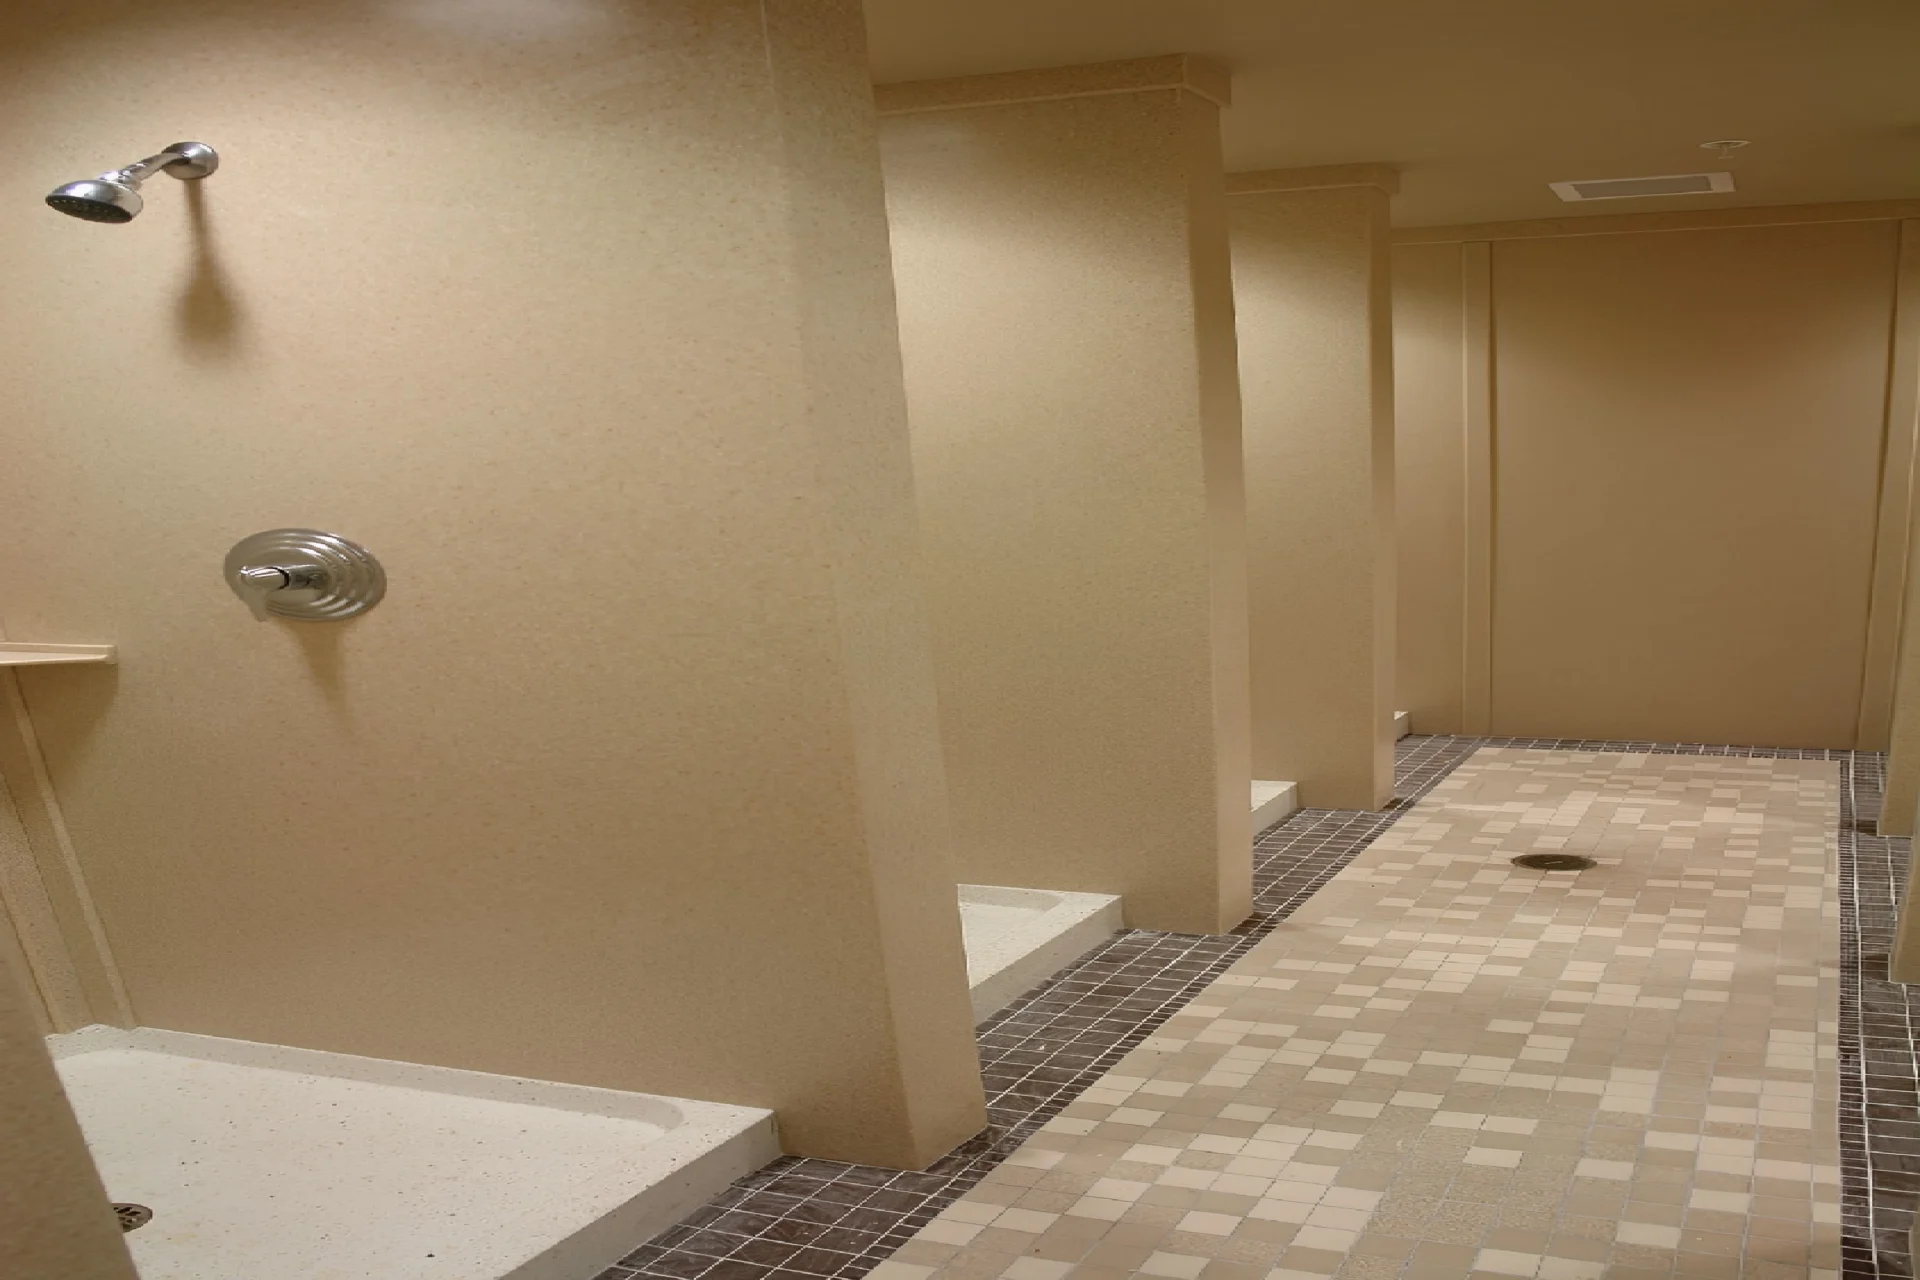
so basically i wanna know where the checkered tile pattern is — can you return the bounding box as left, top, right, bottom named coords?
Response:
left=598, top=737, right=1911, bottom=1280
left=873, top=750, right=1841, bottom=1280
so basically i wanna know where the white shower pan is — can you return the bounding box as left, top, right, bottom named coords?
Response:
left=1251, top=780, right=1300, bottom=834
left=957, top=884, right=1123, bottom=1021
left=48, top=1025, right=778, bottom=1280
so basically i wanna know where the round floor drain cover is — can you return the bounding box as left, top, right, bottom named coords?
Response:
left=114, top=1203, right=151, bottom=1232
left=1511, top=853, right=1596, bottom=872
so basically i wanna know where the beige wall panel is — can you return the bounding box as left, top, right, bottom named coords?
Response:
left=1489, top=222, right=1898, bottom=746
left=1391, top=242, right=1468, bottom=734
left=1857, top=221, right=1920, bottom=754
left=0, top=0, right=984, bottom=1167
left=881, top=76, right=1253, bottom=934
left=1232, top=184, right=1396, bottom=809
left=0, top=773, right=61, bottom=1035
left=1869, top=223, right=1920, bottom=835
left=0, top=672, right=126, bottom=1031
left=0, top=963, right=135, bottom=1279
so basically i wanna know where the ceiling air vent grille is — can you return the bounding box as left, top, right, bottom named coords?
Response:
left=1549, top=172, right=1735, bottom=202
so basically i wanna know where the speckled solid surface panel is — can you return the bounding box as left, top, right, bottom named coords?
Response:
left=0, top=0, right=982, bottom=1166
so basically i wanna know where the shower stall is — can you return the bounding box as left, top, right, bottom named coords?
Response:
left=0, top=0, right=998, bottom=1274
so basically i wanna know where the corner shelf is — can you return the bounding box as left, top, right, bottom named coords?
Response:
left=0, top=643, right=116, bottom=667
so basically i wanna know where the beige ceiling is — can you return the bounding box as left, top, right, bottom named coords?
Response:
left=862, top=0, right=1920, bottom=227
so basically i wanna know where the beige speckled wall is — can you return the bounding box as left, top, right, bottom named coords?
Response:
left=0, top=787, right=54, bottom=1037
left=1861, top=221, right=1920, bottom=837
left=1390, top=242, right=1468, bottom=735
left=1488, top=222, right=1893, bottom=746
left=1230, top=170, right=1398, bottom=811
left=877, top=57, right=1254, bottom=935
left=1391, top=209, right=1913, bottom=757
left=0, top=963, right=134, bottom=1279
left=0, top=0, right=985, bottom=1167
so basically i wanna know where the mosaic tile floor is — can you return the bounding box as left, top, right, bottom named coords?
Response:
left=871, top=749, right=1842, bottom=1280
left=602, top=737, right=1915, bottom=1280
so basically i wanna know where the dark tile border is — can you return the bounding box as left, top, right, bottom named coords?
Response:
left=1837, top=752, right=1918, bottom=1279
left=597, top=736, right=1905, bottom=1280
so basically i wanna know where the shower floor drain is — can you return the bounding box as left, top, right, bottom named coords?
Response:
left=1511, top=852, right=1596, bottom=872
left=114, top=1203, right=151, bottom=1232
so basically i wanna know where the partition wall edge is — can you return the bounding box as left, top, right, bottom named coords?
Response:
left=0, top=672, right=127, bottom=1031
left=1874, top=219, right=1920, bottom=834
left=1460, top=242, right=1495, bottom=737
left=1230, top=164, right=1399, bottom=810
left=878, top=54, right=1255, bottom=934
left=0, top=957, right=135, bottom=1279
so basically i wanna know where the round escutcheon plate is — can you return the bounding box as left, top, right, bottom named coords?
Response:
left=224, top=529, right=386, bottom=622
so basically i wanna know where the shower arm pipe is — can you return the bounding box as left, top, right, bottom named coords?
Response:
left=109, top=149, right=197, bottom=185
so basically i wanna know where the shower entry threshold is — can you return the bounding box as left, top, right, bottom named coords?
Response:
left=47, top=1025, right=778, bottom=1280
left=958, top=884, right=1124, bottom=1021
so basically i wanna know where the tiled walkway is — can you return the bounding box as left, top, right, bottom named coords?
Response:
left=873, top=749, right=1841, bottom=1280
left=602, top=738, right=1914, bottom=1280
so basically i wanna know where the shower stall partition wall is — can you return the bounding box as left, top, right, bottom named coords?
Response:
left=0, top=1, right=990, bottom=1274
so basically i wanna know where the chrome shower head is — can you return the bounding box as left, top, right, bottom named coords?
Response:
left=45, top=141, right=218, bottom=224
left=46, top=177, right=142, bottom=223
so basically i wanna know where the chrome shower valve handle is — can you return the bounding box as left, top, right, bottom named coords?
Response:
left=232, top=563, right=329, bottom=621
left=224, top=530, right=385, bottom=623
